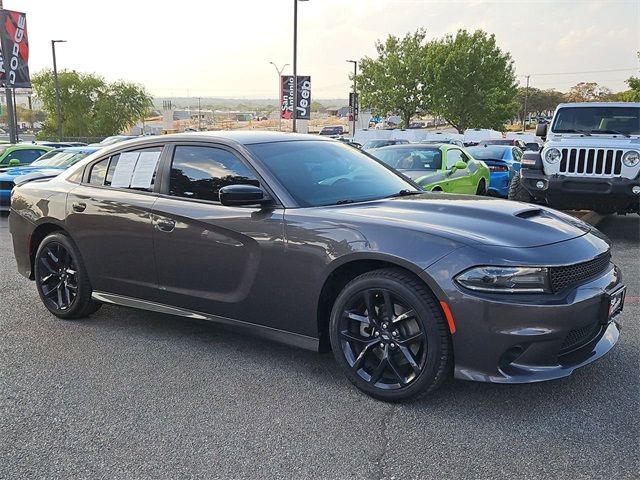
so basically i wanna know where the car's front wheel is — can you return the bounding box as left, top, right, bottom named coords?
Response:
left=508, top=172, right=534, bottom=203
left=476, top=178, right=487, bottom=195
left=329, top=268, right=452, bottom=401
left=34, top=232, right=101, bottom=319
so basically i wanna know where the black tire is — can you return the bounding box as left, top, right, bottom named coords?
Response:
left=475, top=178, right=487, bottom=196
left=34, top=232, right=101, bottom=319
left=432, top=186, right=443, bottom=192
left=329, top=268, right=452, bottom=401
left=508, top=172, right=534, bottom=203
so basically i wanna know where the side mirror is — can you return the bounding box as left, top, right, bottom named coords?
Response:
left=219, top=184, right=270, bottom=207
left=8, top=159, right=20, bottom=167
left=453, top=160, right=467, bottom=170
left=535, top=123, right=548, bottom=139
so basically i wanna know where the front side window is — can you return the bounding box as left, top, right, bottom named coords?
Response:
left=446, top=149, right=463, bottom=169
left=169, top=146, right=259, bottom=202
left=247, top=141, right=417, bottom=207
left=3, top=149, right=47, bottom=164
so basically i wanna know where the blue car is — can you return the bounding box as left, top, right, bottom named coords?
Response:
left=466, top=145, right=523, bottom=197
left=0, top=146, right=101, bottom=212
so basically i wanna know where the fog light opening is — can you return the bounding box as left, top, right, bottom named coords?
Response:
left=632, top=186, right=640, bottom=195
left=499, top=345, right=526, bottom=368
left=535, top=180, right=545, bottom=189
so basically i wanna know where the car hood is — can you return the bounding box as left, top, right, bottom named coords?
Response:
left=0, top=165, right=65, bottom=179
left=322, top=194, right=592, bottom=248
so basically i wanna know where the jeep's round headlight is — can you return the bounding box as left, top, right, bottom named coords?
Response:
left=544, top=148, right=561, bottom=163
left=622, top=150, right=640, bottom=167
left=455, top=266, right=551, bottom=293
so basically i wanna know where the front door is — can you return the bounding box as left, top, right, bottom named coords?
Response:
left=445, top=148, right=473, bottom=193
left=152, top=144, right=285, bottom=326
left=65, top=145, right=164, bottom=301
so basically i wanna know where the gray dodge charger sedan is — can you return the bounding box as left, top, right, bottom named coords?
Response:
left=9, top=132, right=625, bottom=401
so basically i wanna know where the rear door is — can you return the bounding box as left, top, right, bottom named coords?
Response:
left=151, top=142, right=285, bottom=325
left=65, top=144, right=165, bottom=301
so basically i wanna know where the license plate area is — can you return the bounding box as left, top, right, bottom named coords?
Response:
left=601, top=285, right=626, bottom=324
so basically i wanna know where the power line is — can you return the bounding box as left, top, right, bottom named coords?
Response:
left=519, top=68, right=637, bottom=77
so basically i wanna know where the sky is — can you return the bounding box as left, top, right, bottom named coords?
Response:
left=11, top=0, right=640, bottom=99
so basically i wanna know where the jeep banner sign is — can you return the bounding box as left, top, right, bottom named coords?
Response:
left=0, top=10, right=31, bottom=88
left=280, top=75, right=311, bottom=120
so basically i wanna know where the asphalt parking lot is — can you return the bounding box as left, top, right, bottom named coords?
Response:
left=0, top=213, right=638, bottom=479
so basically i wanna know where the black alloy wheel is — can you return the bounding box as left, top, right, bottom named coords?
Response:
left=339, top=289, right=427, bottom=389
left=330, top=268, right=451, bottom=401
left=476, top=178, right=487, bottom=195
left=34, top=232, right=101, bottom=319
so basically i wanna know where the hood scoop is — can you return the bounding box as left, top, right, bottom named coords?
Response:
left=514, top=208, right=546, bottom=219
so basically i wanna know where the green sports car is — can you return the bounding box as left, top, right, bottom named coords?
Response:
left=370, top=143, right=490, bottom=194
left=0, top=144, right=52, bottom=167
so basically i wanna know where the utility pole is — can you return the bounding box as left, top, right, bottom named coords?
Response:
left=269, top=62, right=289, bottom=131
left=522, top=74, right=530, bottom=132
left=0, top=0, right=17, bottom=143
left=346, top=60, right=357, bottom=138
left=198, top=97, right=201, bottom=131
left=51, top=40, right=66, bottom=141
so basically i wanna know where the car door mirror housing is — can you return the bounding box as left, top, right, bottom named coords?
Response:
left=219, top=184, right=270, bottom=207
left=8, top=159, right=20, bottom=166
left=536, top=123, right=548, bottom=139
left=453, top=160, right=467, bottom=170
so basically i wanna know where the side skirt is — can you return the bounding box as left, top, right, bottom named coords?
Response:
left=91, top=291, right=319, bottom=351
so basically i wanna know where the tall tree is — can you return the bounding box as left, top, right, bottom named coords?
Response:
left=564, top=82, right=613, bottom=102
left=31, top=70, right=152, bottom=139
left=356, top=29, right=429, bottom=128
left=516, top=87, right=563, bottom=119
left=423, top=30, right=518, bottom=133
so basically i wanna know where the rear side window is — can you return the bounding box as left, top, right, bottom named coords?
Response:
left=101, top=147, right=163, bottom=191
left=89, top=159, right=108, bottom=185
left=169, top=145, right=259, bottom=202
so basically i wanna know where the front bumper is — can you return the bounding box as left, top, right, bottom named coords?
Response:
left=425, top=239, right=624, bottom=384
left=521, top=169, right=640, bottom=213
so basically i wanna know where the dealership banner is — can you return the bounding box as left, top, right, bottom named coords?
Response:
left=0, top=10, right=31, bottom=88
left=280, top=75, right=311, bottom=120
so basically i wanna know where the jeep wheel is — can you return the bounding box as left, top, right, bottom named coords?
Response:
left=508, top=172, right=534, bottom=203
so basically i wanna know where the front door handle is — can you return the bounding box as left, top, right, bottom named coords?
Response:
left=71, top=202, right=86, bottom=213
left=155, top=217, right=176, bottom=232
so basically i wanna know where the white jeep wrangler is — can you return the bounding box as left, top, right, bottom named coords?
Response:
left=509, top=102, right=640, bottom=214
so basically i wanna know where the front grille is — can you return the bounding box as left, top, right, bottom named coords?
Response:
left=559, top=148, right=623, bottom=177
left=561, top=322, right=601, bottom=353
left=0, top=180, right=14, bottom=190
left=549, top=253, right=611, bottom=293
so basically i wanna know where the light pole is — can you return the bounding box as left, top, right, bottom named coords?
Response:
left=346, top=60, right=357, bottom=138
left=51, top=40, right=66, bottom=141
left=292, top=0, right=309, bottom=133
left=522, top=74, right=530, bottom=132
left=269, top=62, right=289, bottom=131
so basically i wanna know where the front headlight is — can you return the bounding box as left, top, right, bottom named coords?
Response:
left=544, top=148, right=561, bottom=163
left=455, top=266, right=551, bottom=293
left=622, top=150, right=640, bottom=167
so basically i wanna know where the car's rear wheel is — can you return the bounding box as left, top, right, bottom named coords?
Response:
left=508, top=172, right=534, bottom=203
left=34, top=232, right=101, bottom=319
left=329, top=268, right=452, bottom=401
left=476, top=178, right=487, bottom=195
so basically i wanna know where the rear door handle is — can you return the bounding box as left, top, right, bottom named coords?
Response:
left=72, top=202, right=86, bottom=213
left=155, top=217, right=176, bottom=232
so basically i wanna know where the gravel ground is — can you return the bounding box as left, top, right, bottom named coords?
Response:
left=0, top=213, right=638, bottom=480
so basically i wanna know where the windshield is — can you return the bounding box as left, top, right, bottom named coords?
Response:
left=466, top=146, right=507, bottom=160
left=247, top=140, right=418, bottom=207
left=372, top=147, right=442, bottom=170
left=31, top=149, right=94, bottom=167
left=552, top=106, right=640, bottom=135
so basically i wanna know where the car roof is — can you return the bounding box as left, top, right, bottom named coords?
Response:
left=556, top=102, right=640, bottom=108
left=3, top=144, right=51, bottom=150
left=375, top=143, right=444, bottom=150
left=100, top=131, right=333, bottom=151
left=54, top=146, right=102, bottom=153
left=468, top=144, right=510, bottom=151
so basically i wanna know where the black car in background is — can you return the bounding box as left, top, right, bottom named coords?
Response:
left=9, top=132, right=625, bottom=401
left=319, top=126, right=345, bottom=136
